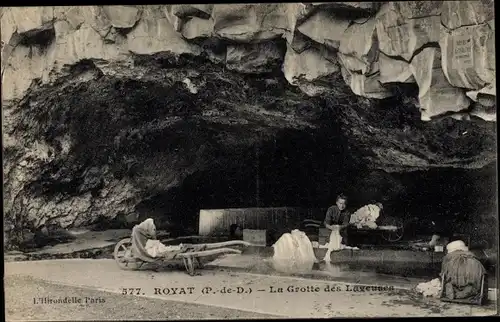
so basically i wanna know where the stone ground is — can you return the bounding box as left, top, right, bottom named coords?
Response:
left=5, top=275, right=275, bottom=321
left=5, top=259, right=497, bottom=320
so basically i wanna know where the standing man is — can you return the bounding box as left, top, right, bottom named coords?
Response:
left=323, top=194, right=351, bottom=261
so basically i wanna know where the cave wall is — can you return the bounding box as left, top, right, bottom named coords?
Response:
left=1, top=2, right=496, bottom=120
left=1, top=3, right=497, bottom=248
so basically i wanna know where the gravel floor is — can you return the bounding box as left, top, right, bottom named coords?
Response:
left=5, top=275, right=278, bottom=321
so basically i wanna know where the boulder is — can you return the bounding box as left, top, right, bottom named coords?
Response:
left=7, top=6, right=54, bottom=36
left=287, top=30, right=315, bottom=54
left=1, top=33, right=22, bottom=77
left=393, top=1, right=443, bottom=19
left=466, top=83, right=496, bottom=107
left=102, top=6, right=141, bottom=29
left=162, top=5, right=183, bottom=32
left=212, top=4, right=288, bottom=42
left=180, top=16, right=214, bottom=40
left=2, top=42, right=52, bottom=102
left=282, top=3, right=315, bottom=45
left=1, top=8, right=18, bottom=46
left=226, top=41, right=285, bottom=74
left=440, top=22, right=495, bottom=90
left=341, top=66, right=392, bottom=99
left=64, top=6, right=111, bottom=37
left=297, top=10, right=350, bottom=50
left=54, top=23, right=124, bottom=66
left=127, top=7, right=200, bottom=56
left=283, top=44, right=340, bottom=96
left=409, top=47, right=471, bottom=121
left=171, top=4, right=213, bottom=19
left=338, top=17, right=378, bottom=75
left=469, top=102, right=496, bottom=122
left=376, top=2, right=442, bottom=61
left=378, top=52, right=415, bottom=83
left=441, top=0, right=494, bottom=30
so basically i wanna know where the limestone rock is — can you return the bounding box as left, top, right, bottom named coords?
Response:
left=64, top=6, right=111, bottom=37
left=287, top=30, right=315, bottom=54
left=226, top=41, right=285, bottom=74
left=180, top=16, right=214, bottom=40
left=379, top=52, right=415, bottom=83
left=1, top=33, right=21, bottom=76
left=409, top=48, right=471, bottom=121
left=2, top=42, right=51, bottom=102
left=441, top=0, right=494, bottom=30
left=393, top=1, right=443, bottom=19
left=341, top=66, right=392, bottom=99
left=1, top=3, right=497, bottom=118
left=297, top=10, right=350, bottom=50
left=376, top=2, right=441, bottom=61
left=282, top=3, right=315, bottom=45
left=283, top=44, right=340, bottom=96
left=102, top=6, right=141, bottom=29
left=55, top=24, right=124, bottom=64
left=1, top=8, right=18, bottom=46
left=212, top=4, right=288, bottom=42
left=466, top=83, right=496, bottom=107
left=470, top=102, right=496, bottom=122
left=338, top=17, right=378, bottom=75
left=440, top=22, right=495, bottom=90
left=7, top=6, right=54, bottom=36
left=171, top=4, right=213, bottom=19
left=1, top=4, right=498, bottom=250
left=127, top=7, right=200, bottom=56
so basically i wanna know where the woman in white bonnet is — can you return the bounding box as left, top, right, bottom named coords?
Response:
left=440, top=240, right=487, bottom=304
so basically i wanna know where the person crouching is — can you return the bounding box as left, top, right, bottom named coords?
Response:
left=440, top=240, right=488, bottom=305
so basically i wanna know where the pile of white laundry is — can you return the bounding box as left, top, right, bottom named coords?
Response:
left=272, top=229, right=317, bottom=273
left=350, top=204, right=382, bottom=229
left=415, top=278, right=442, bottom=297
left=145, top=239, right=182, bottom=258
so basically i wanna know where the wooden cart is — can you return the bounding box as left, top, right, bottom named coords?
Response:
left=114, top=238, right=251, bottom=276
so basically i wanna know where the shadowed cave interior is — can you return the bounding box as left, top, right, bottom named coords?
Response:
left=6, top=55, right=497, bottom=252
left=132, top=132, right=497, bottom=249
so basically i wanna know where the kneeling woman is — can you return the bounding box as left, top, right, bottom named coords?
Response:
left=440, top=240, right=487, bottom=305
left=130, top=218, right=206, bottom=261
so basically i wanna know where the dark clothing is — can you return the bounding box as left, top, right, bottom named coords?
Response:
left=440, top=250, right=487, bottom=304
left=324, top=205, right=351, bottom=226
left=324, top=205, right=351, bottom=245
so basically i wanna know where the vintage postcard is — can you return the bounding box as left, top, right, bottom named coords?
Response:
left=3, top=2, right=498, bottom=320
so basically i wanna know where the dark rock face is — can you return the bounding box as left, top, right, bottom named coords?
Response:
left=1, top=4, right=496, bottom=250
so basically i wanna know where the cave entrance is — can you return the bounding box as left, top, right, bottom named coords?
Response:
left=134, top=125, right=363, bottom=236
left=136, top=149, right=497, bottom=251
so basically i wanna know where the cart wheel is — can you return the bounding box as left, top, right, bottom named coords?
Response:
left=381, top=223, right=405, bottom=242
left=183, top=257, right=196, bottom=276
left=114, top=238, right=140, bottom=270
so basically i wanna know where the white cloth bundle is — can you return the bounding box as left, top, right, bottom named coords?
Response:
left=327, top=225, right=342, bottom=252
left=350, top=204, right=381, bottom=228
left=272, top=229, right=316, bottom=273
left=145, top=240, right=182, bottom=258
left=416, top=278, right=442, bottom=297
